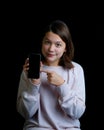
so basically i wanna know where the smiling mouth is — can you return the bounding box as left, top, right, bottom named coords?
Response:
left=47, top=54, right=55, bottom=57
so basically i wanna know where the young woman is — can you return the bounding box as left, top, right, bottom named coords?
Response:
left=17, top=20, right=86, bottom=130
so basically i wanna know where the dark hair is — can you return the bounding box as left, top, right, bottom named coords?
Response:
left=41, top=20, right=74, bottom=69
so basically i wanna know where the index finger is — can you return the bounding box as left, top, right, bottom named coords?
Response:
left=40, top=69, right=51, bottom=74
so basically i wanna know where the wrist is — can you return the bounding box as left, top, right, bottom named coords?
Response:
left=30, top=79, right=41, bottom=85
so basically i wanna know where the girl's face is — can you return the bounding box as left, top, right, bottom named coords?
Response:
left=42, top=32, right=66, bottom=66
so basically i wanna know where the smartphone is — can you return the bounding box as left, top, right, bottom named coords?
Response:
left=28, top=53, right=41, bottom=79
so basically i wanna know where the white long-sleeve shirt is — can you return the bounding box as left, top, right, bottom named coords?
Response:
left=17, top=61, right=86, bottom=130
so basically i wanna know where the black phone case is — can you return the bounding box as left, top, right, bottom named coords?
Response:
left=28, top=53, right=41, bottom=79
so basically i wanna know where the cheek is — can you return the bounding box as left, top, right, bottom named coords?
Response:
left=57, top=49, right=65, bottom=57
left=42, top=46, right=48, bottom=55
left=42, top=44, right=48, bottom=50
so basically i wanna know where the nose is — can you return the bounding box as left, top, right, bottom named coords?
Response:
left=48, top=44, right=55, bottom=51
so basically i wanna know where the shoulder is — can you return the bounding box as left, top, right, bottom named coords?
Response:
left=72, top=61, right=83, bottom=68
left=71, top=61, right=84, bottom=73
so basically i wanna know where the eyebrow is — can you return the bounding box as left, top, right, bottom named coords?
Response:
left=44, top=38, right=62, bottom=43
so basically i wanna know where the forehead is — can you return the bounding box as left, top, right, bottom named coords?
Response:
left=44, top=32, right=63, bottom=42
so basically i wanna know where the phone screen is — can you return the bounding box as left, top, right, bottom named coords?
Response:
left=28, top=53, right=41, bottom=79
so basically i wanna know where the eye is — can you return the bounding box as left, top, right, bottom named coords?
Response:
left=55, top=43, right=62, bottom=48
left=43, top=40, right=51, bottom=45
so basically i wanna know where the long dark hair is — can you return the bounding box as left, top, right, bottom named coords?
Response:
left=41, top=20, right=74, bottom=69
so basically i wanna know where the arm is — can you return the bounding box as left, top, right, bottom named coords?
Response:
left=57, top=65, right=86, bottom=119
left=16, top=70, right=40, bottom=119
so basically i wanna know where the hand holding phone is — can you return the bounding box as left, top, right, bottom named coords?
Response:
left=28, top=53, right=41, bottom=79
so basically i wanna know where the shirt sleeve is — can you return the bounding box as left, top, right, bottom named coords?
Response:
left=16, top=70, right=40, bottom=119
left=57, top=64, right=86, bottom=119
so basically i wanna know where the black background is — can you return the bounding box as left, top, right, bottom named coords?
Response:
left=12, top=4, right=104, bottom=130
